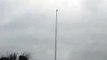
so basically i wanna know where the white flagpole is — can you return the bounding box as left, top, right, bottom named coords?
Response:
left=55, top=9, right=58, bottom=60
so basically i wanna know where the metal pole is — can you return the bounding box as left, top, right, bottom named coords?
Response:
left=55, top=9, right=58, bottom=60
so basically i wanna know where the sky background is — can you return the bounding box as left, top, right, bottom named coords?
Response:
left=0, top=0, right=107, bottom=60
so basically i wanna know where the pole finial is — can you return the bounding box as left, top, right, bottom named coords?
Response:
left=56, top=9, right=58, bottom=12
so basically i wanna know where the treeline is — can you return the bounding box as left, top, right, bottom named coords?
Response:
left=0, top=53, right=30, bottom=60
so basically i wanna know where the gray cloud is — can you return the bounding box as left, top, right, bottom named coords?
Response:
left=0, top=0, right=107, bottom=60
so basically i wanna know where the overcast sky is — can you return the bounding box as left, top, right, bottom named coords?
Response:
left=0, top=0, right=107, bottom=60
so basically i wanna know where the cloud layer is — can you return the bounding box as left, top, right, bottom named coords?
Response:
left=0, top=0, right=107, bottom=60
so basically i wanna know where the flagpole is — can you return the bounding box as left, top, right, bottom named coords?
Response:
left=55, top=9, right=58, bottom=60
